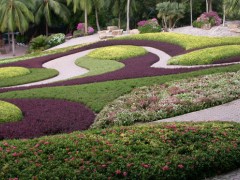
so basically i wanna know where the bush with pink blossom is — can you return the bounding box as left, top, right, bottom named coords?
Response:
left=193, top=11, right=222, bottom=28
left=137, top=18, right=161, bottom=34
left=73, top=22, right=95, bottom=37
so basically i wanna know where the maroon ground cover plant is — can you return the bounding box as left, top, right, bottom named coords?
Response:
left=0, top=99, right=95, bottom=139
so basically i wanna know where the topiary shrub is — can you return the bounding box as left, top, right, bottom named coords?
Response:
left=137, top=18, right=161, bottom=34
left=28, top=35, right=48, bottom=53
left=0, top=101, right=23, bottom=123
left=47, top=33, right=65, bottom=48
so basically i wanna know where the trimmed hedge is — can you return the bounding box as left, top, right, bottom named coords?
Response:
left=87, top=45, right=147, bottom=61
left=0, top=122, right=239, bottom=179
left=168, top=45, right=240, bottom=65
left=116, top=32, right=240, bottom=50
left=0, top=101, right=22, bottom=123
left=0, top=67, right=30, bottom=80
left=94, top=71, right=240, bottom=128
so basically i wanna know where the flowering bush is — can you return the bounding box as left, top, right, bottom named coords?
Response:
left=193, top=11, right=222, bottom=28
left=0, top=122, right=240, bottom=179
left=88, top=26, right=94, bottom=34
left=137, top=18, right=161, bottom=34
left=47, top=33, right=65, bottom=48
left=75, top=22, right=95, bottom=35
left=94, top=71, right=240, bottom=128
left=77, top=23, right=84, bottom=31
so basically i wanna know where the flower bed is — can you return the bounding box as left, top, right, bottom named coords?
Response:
left=193, top=11, right=222, bottom=29
left=0, top=67, right=30, bottom=80
left=94, top=71, right=240, bottom=128
left=0, top=101, right=22, bottom=123
left=137, top=18, right=161, bottom=33
left=168, top=45, right=240, bottom=65
left=87, top=45, right=147, bottom=61
left=0, top=122, right=239, bottom=179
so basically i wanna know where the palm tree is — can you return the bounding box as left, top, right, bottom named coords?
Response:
left=35, top=0, right=70, bottom=36
left=0, top=0, right=34, bottom=56
left=67, top=0, right=93, bottom=34
left=93, top=0, right=105, bottom=31
left=126, top=0, right=131, bottom=33
left=111, top=0, right=124, bottom=29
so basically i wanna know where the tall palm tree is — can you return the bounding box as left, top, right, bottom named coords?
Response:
left=35, top=0, right=70, bottom=36
left=0, top=0, right=34, bottom=56
left=67, top=0, right=93, bottom=34
left=93, top=0, right=105, bottom=31
left=126, top=0, right=131, bottom=33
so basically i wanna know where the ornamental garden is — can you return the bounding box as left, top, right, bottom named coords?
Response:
left=0, top=0, right=240, bottom=179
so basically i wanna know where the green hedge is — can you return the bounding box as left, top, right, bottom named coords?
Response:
left=168, top=45, right=240, bottom=65
left=116, top=32, right=240, bottom=50
left=0, top=67, right=30, bottom=80
left=87, top=45, right=147, bottom=61
left=0, top=122, right=240, bottom=179
left=0, top=101, right=22, bottom=123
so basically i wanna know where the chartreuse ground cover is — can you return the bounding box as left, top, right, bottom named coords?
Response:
left=0, top=68, right=58, bottom=88
left=94, top=71, right=240, bottom=128
left=0, top=67, right=30, bottom=80
left=168, top=45, right=240, bottom=65
left=0, top=101, right=22, bottom=123
left=117, top=32, right=240, bottom=50
left=0, top=64, right=239, bottom=114
left=0, top=122, right=240, bottom=179
left=87, top=45, right=147, bottom=61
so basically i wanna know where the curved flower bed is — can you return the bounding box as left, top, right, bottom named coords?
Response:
left=0, top=67, right=30, bottom=80
left=0, top=101, right=22, bottom=123
left=94, top=71, right=240, bottom=128
left=0, top=99, right=95, bottom=139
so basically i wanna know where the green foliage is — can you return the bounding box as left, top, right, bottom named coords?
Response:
left=28, top=35, right=48, bottom=53
left=0, top=64, right=239, bottom=113
left=0, top=122, right=240, bottom=179
left=75, top=56, right=124, bottom=78
left=0, top=67, right=30, bottom=80
left=192, top=20, right=204, bottom=28
left=87, top=45, right=147, bottom=61
left=0, top=101, right=22, bottom=123
left=168, top=45, right=240, bottom=65
left=94, top=71, right=240, bottom=128
left=0, top=68, right=58, bottom=88
left=47, top=33, right=65, bottom=48
left=116, top=32, right=240, bottom=50
left=73, top=30, right=84, bottom=38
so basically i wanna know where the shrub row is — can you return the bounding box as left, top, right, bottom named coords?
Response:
left=0, top=101, right=22, bottom=123
left=0, top=67, right=30, bottom=80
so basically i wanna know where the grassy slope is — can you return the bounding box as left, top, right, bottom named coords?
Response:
left=168, top=45, right=240, bottom=65
left=117, top=32, right=240, bottom=50
left=75, top=56, right=124, bottom=78
left=0, top=122, right=239, bottom=179
left=0, top=64, right=239, bottom=113
left=0, top=68, right=58, bottom=87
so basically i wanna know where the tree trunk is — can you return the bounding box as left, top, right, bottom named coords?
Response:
left=85, top=7, right=88, bottom=35
left=223, top=4, right=226, bottom=26
left=208, top=0, right=213, bottom=11
left=8, top=32, right=11, bottom=51
left=95, top=9, right=101, bottom=31
left=46, top=22, right=49, bottom=36
left=11, top=32, right=15, bottom=56
left=126, top=0, right=130, bottom=33
left=206, top=0, right=209, bottom=12
left=118, top=12, right=121, bottom=29
left=190, top=0, right=193, bottom=26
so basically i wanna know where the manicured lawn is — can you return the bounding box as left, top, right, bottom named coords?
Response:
left=0, top=122, right=239, bottom=179
left=0, top=68, right=58, bottom=87
left=117, top=32, right=240, bottom=50
left=75, top=56, right=124, bottom=78
left=0, top=64, right=239, bottom=113
left=0, top=101, right=22, bottom=123
left=168, top=45, right=240, bottom=65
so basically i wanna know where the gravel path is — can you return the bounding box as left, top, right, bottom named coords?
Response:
left=208, top=169, right=240, bottom=180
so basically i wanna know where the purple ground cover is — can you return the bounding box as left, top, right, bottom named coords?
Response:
left=0, top=99, right=95, bottom=139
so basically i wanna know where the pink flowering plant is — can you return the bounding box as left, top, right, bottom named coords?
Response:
left=94, top=71, right=240, bottom=128
left=73, top=22, right=95, bottom=37
left=193, top=11, right=222, bottom=28
left=137, top=18, right=161, bottom=33
left=0, top=122, right=239, bottom=179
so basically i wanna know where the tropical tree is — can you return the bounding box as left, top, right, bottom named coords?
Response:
left=34, top=0, right=70, bottom=36
left=67, top=0, right=93, bottom=34
left=126, top=0, right=131, bottom=33
left=0, top=0, right=34, bottom=56
left=93, top=0, right=105, bottom=31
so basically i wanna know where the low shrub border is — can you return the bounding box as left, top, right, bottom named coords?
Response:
left=0, top=122, right=239, bottom=179
left=116, top=32, right=240, bottom=50
left=94, top=71, right=240, bottom=128
left=0, top=67, right=30, bottom=80
left=0, top=101, right=22, bottom=123
left=168, top=45, right=240, bottom=65
left=87, top=45, right=147, bottom=61
left=0, top=68, right=58, bottom=88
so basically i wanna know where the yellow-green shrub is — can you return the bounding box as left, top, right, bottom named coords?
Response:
left=0, top=101, right=23, bottom=123
left=0, top=67, right=30, bottom=80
